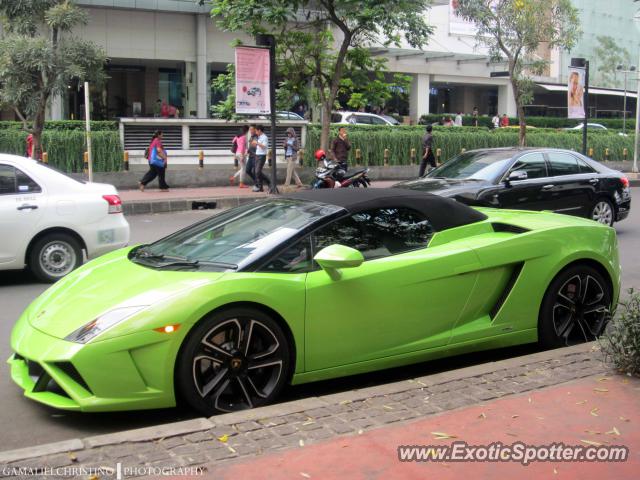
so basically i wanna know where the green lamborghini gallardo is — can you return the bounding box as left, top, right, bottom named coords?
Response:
left=9, top=189, right=620, bottom=415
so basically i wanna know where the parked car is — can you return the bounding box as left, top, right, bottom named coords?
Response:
left=381, top=114, right=401, bottom=125
left=565, top=123, right=607, bottom=131
left=277, top=111, right=304, bottom=120
left=331, top=111, right=395, bottom=126
left=10, top=189, right=618, bottom=414
left=0, top=154, right=130, bottom=282
left=394, top=148, right=631, bottom=227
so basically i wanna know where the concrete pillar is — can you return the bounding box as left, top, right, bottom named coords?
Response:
left=196, top=14, right=208, bottom=119
left=410, top=74, right=430, bottom=124
left=498, top=83, right=517, bottom=117
left=49, top=94, right=64, bottom=120
left=185, top=62, right=197, bottom=118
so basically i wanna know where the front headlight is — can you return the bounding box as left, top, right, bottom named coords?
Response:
left=65, top=306, right=148, bottom=344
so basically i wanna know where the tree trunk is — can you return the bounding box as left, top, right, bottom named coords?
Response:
left=32, top=103, right=46, bottom=160
left=517, top=102, right=527, bottom=147
left=320, top=100, right=332, bottom=152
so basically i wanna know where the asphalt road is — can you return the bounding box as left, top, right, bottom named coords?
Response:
left=1, top=192, right=639, bottom=451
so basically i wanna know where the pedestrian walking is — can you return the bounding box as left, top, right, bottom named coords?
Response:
left=472, top=106, right=479, bottom=127
left=251, top=125, right=271, bottom=192
left=139, top=130, right=169, bottom=191
left=454, top=112, right=463, bottom=127
left=245, top=125, right=258, bottom=186
left=230, top=125, right=249, bottom=188
left=330, top=126, right=351, bottom=171
left=419, top=125, right=436, bottom=177
left=491, top=113, right=500, bottom=129
left=283, top=127, right=303, bottom=188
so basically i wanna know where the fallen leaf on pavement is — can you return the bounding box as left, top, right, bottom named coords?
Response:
left=227, top=446, right=236, bottom=453
left=553, top=468, right=558, bottom=474
left=590, top=408, right=599, bottom=417
left=68, top=453, right=78, bottom=463
left=597, top=377, right=610, bottom=382
left=593, top=388, right=609, bottom=393
left=584, top=430, right=601, bottom=435
left=383, top=405, right=394, bottom=410
left=478, top=413, right=486, bottom=419
left=358, top=429, right=363, bottom=435
left=302, top=420, right=315, bottom=426
left=300, top=473, right=311, bottom=478
left=605, top=427, right=621, bottom=436
left=299, top=439, right=305, bottom=447
left=512, top=415, right=519, bottom=419
left=580, top=439, right=603, bottom=447
left=217, top=434, right=229, bottom=443
left=506, top=432, right=518, bottom=437
left=575, top=400, right=587, bottom=405
left=528, top=397, right=532, bottom=403
left=431, top=432, right=457, bottom=439
left=619, top=416, right=630, bottom=422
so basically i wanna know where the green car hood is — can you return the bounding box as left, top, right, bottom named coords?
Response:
left=27, top=248, right=224, bottom=340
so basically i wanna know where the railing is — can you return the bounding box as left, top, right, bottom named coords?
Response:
left=119, top=118, right=308, bottom=165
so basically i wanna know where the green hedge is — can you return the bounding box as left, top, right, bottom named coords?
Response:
left=418, top=114, right=635, bottom=130
left=0, top=130, right=123, bottom=172
left=304, top=125, right=635, bottom=166
left=0, top=120, right=118, bottom=131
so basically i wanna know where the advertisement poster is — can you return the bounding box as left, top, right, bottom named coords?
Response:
left=235, top=46, right=271, bottom=115
left=567, top=66, right=585, bottom=119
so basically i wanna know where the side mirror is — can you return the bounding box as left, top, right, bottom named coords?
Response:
left=314, top=244, right=364, bottom=280
left=506, top=170, right=528, bottom=182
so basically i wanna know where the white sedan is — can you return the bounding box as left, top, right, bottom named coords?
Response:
left=0, top=154, right=130, bottom=282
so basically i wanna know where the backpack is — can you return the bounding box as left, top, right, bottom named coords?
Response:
left=231, top=136, right=238, bottom=154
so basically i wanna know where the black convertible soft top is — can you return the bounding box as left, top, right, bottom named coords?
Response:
left=285, top=188, right=487, bottom=231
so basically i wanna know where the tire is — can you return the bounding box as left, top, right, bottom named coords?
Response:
left=28, top=233, right=83, bottom=283
left=176, top=307, right=291, bottom=416
left=538, top=265, right=611, bottom=348
left=590, top=198, right=615, bottom=226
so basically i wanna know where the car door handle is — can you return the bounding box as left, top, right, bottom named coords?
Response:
left=541, top=185, right=555, bottom=191
left=17, top=204, right=38, bottom=211
left=589, top=178, right=599, bottom=185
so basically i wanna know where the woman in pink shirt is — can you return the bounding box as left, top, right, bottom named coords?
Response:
left=230, top=125, right=249, bottom=188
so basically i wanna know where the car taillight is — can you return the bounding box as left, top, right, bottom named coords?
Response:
left=620, top=177, right=629, bottom=189
left=103, top=195, right=123, bottom=214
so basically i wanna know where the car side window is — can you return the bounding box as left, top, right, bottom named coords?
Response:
left=370, top=116, right=387, bottom=125
left=576, top=158, right=595, bottom=173
left=15, top=168, right=42, bottom=193
left=0, top=165, right=16, bottom=195
left=509, top=153, right=547, bottom=179
left=313, top=207, right=435, bottom=261
left=354, top=114, right=371, bottom=125
left=547, top=152, right=581, bottom=176
left=260, top=237, right=313, bottom=273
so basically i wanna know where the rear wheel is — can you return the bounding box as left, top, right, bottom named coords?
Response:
left=29, top=233, right=83, bottom=283
left=590, top=198, right=615, bottom=226
left=538, top=265, right=611, bottom=348
left=176, top=307, right=291, bottom=415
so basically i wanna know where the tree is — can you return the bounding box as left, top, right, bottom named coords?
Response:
left=0, top=0, right=106, bottom=158
left=594, top=36, right=632, bottom=89
left=455, top=0, right=580, bottom=146
left=211, top=0, right=433, bottom=149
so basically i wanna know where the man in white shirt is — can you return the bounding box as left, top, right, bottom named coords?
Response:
left=251, top=125, right=271, bottom=192
left=491, top=113, right=500, bottom=129
left=454, top=112, right=463, bottom=127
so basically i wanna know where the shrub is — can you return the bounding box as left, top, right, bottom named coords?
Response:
left=418, top=114, right=635, bottom=130
left=0, top=130, right=122, bottom=172
left=0, top=120, right=118, bottom=131
left=304, top=125, right=635, bottom=166
left=600, top=290, right=640, bottom=377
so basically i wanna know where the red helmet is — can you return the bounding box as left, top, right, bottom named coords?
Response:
left=314, top=149, right=326, bottom=161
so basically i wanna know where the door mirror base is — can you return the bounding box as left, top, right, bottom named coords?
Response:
left=314, top=244, right=364, bottom=280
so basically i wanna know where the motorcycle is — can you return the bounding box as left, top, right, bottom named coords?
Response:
left=311, top=152, right=371, bottom=189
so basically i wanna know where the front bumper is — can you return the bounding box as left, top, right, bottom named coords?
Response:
left=9, top=320, right=177, bottom=412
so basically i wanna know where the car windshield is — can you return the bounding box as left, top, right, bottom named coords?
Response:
left=427, top=151, right=514, bottom=181
left=131, top=199, right=342, bottom=271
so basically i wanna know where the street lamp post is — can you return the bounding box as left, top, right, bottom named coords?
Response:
left=616, top=65, right=637, bottom=135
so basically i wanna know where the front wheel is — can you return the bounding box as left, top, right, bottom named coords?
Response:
left=29, top=233, right=83, bottom=283
left=538, top=265, right=611, bottom=348
left=176, top=307, right=291, bottom=415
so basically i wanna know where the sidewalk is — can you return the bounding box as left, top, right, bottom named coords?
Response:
left=2, top=343, right=635, bottom=479
left=118, top=182, right=398, bottom=215
left=210, top=374, right=639, bottom=479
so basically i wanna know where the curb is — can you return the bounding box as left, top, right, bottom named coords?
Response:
left=0, top=342, right=599, bottom=464
left=122, top=195, right=262, bottom=216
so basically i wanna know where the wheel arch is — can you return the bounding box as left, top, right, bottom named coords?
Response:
left=25, top=227, right=88, bottom=264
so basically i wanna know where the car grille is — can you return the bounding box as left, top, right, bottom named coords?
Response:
left=20, top=357, right=93, bottom=397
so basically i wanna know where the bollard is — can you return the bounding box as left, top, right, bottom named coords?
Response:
left=123, top=151, right=129, bottom=171
left=298, top=149, right=304, bottom=166
left=42, top=152, right=48, bottom=164
left=623, top=148, right=628, bottom=161
left=410, top=148, right=416, bottom=165
left=588, top=147, right=594, bottom=157
left=604, top=148, right=609, bottom=161
left=355, top=148, right=362, bottom=166
left=384, top=148, right=390, bottom=167
left=436, top=148, right=442, bottom=165
left=198, top=150, right=204, bottom=169
left=83, top=151, right=88, bottom=173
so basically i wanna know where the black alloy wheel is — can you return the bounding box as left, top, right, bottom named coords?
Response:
left=177, top=307, right=291, bottom=415
left=538, top=265, right=611, bottom=348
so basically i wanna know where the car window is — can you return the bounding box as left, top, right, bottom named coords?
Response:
left=260, top=237, right=313, bottom=273
left=313, top=207, right=434, bottom=261
left=509, top=153, right=548, bottom=179
left=331, top=113, right=343, bottom=123
left=370, top=116, right=387, bottom=125
left=577, top=158, right=595, bottom=173
left=15, top=168, right=42, bottom=193
left=354, top=114, right=371, bottom=125
left=0, top=164, right=15, bottom=195
left=547, top=152, right=580, bottom=176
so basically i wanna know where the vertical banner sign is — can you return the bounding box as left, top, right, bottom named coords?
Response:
left=235, top=46, right=271, bottom=115
left=567, top=67, right=585, bottom=119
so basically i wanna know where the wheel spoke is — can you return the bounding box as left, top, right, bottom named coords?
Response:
left=201, top=342, right=233, bottom=361
left=245, top=376, right=268, bottom=399
left=236, top=377, right=254, bottom=408
left=239, top=319, right=255, bottom=356
left=248, top=359, right=283, bottom=371
left=199, top=366, right=229, bottom=398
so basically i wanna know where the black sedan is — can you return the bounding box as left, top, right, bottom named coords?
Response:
left=395, top=148, right=631, bottom=226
